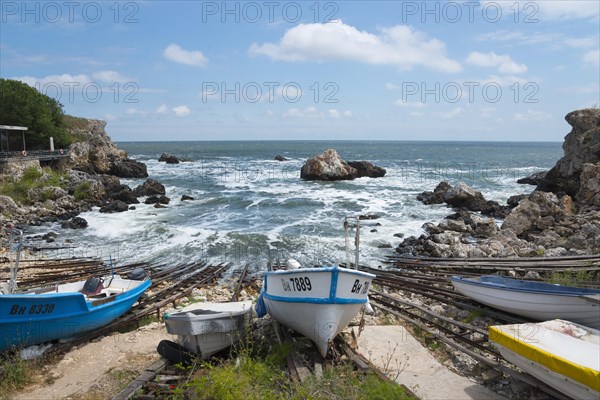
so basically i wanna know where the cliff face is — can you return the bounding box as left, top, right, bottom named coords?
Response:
left=67, top=119, right=147, bottom=178
left=537, top=109, right=600, bottom=197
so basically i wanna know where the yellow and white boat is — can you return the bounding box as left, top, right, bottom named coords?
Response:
left=489, top=319, right=600, bottom=400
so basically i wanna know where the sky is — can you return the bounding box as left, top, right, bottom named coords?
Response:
left=1, top=0, right=599, bottom=141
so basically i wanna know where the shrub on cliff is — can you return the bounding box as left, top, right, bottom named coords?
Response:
left=0, top=78, right=72, bottom=148
left=0, top=166, right=67, bottom=205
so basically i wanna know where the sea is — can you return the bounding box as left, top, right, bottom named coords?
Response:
left=28, top=141, right=563, bottom=271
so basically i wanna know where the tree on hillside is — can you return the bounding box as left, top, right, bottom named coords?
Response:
left=0, top=78, right=72, bottom=149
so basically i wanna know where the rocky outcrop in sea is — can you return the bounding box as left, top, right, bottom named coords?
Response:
left=398, top=108, right=600, bottom=258
left=300, top=149, right=386, bottom=181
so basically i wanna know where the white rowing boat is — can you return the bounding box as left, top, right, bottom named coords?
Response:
left=489, top=319, right=600, bottom=400
left=257, top=266, right=375, bottom=357
left=451, top=275, right=600, bottom=328
left=164, top=300, right=253, bottom=359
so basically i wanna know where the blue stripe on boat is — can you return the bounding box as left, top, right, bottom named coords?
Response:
left=263, top=292, right=368, bottom=305
left=262, top=266, right=373, bottom=306
left=451, top=276, right=600, bottom=296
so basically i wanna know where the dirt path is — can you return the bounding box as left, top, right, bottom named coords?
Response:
left=14, top=322, right=175, bottom=400
left=357, top=325, right=506, bottom=400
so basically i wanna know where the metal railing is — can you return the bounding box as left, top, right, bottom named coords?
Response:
left=0, top=149, right=70, bottom=161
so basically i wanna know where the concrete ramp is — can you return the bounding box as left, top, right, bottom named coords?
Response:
left=357, top=325, right=505, bottom=400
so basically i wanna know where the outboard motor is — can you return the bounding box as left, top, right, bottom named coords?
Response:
left=127, top=268, right=148, bottom=281
left=81, top=276, right=104, bottom=295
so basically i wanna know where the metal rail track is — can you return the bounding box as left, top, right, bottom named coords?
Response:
left=356, top=263, right=577, bottom=400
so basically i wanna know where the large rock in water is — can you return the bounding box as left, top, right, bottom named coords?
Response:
left=159, top=153, right=180, bottom=164
left=347, top=161, right=386, bottom=178
left=300, top=149, right=357, bottom=181
left=537, top=109, right=600, bottom=196
left=443, top=182, right=487, bottom=211
left=133, top=179, right=166, bottom=196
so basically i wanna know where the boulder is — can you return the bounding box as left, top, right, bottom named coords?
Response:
left=0, top=195, right=21, bottom=214
left=501, top=191, right=567, bottom=236
left=112, top=188, right=140, bottom=205
left=145, top=195, right=170, bottom=205
left=443, top=182, right=487, bottom=211
left=181, top=195, right=194, bottom=201
left=517, top=171, right=548, bottom=186
left=347, top=161, right=386, bottom=178
left=99, top=200, right=129, bottom=213
left=417, top=181, right=452, bottom=205
left=61, top=217, right=88, bottom=229
left=537, top=109, right=600, bottom=196
left=133, top=179, right=166, bottom=197
left=507, top=194, right=527, bottom=208
left=110, top=159, right=148, bottom=178
left=300, top=149, right=357, bottom=181
left=576, top=163, right=600, bottom=206
left=27, top=187, right=68, bottom=203
left=159, top=153, right=180, bottom=164
left=274, top=155, right=288, bottom=162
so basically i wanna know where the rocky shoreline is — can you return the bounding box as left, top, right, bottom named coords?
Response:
left=397, top=108, right=600, bottom=260
left=0, top=119, right=166, bottom=240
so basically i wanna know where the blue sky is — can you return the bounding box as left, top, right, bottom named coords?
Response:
left=1, top=0, right=599, bottom=141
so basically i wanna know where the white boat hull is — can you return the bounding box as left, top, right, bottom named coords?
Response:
left=452, top=278, right=600, bottom=328
left=490, top=320, right=600, bottom=400
left=260, top=267, right=375, bottom=357
left=164, top=301, right=252, bottom=360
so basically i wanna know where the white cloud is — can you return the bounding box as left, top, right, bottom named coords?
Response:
left=514, top=110, right=553, bottom=121
left=283, top=108, right=305, bottom=118
left=282, top=107, right=350, bottom=119
left=12, top=70, right=133, bottom=88
left=480, top=1, right=599, bottom=20
left=13, top=73, right=90, bottom=87
left=163, top=44, right=208, bottom=67
left=249, top=21, right=461, bottom=73
left=125, top=108, right=146, bottom=115
left=437, top=107, right=463, bottom=119
left=532, top=1, right=600, bottom=20
left=394, top=100, right=426, bottom=108
left=476, top=30, right=598, bottom=50
left=173, top=105, right=191, bottom=117
left=385, top=82, right=399, bottom=90
left=92, top=70, right=131, bottom=83
left=410, top=111, right=425, bottom=117
left=105, top=114, right=117, bottom=121
left=156, top=104, right=168, bottom=114
left=466, top=52, right=527, bottom=74
left=583, top=50, right=599, bottom=66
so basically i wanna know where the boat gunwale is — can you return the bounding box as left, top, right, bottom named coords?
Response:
left=263, top=266, right=374, bottom=305
left=264, top=266, right=375, bottom=279
left=451, top=275, right=600, bottom=296
left=165, top=301, right=253, bottom=321
left=1, top=279, right=151, bottom=322
left=489, top=323, right=600, bottom=392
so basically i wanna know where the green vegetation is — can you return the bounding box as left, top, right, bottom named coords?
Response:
left=73, top=181, right=92, bottom=201
left=547, top=270, right=598, bottom=288
left=0, top=354, right=37, bottom=399
left=169, top=351, right=410, bottom=400
left=0, top=79, right=87, bottom=149
left=0, top=166, right=67, bottom=205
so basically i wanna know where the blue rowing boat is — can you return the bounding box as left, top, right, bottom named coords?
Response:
left=0, top=272, right=151, bottom=352
left=451, top=275, right=600, bottom=328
